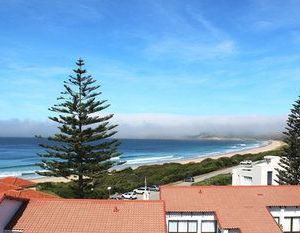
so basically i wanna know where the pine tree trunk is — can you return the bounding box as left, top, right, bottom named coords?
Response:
left=78, top=174, right=84, bottom=198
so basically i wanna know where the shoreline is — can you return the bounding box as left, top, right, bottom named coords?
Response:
left=180, top=140, right=284, bottom=164
left=31, top=140, right=284, bottom=184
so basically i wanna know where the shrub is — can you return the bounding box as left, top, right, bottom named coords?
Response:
left=37, top=148, right=283, bottom=198
left=192, top=173, right=232, bottom=186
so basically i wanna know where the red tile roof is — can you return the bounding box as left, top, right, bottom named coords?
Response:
left=0, top=177, right=36, bottom=188
left=0, top=182, right=21, bottom=192
left=160, top=186, right=300, bottom=233
left=4, top=189, right=59, bottom=199
left=7, top=199, right=166, bottom=233
left=0, top=177, right=58, bottom=201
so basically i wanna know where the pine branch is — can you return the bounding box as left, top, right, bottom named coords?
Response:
left=37, top=58, right=121, bottom=198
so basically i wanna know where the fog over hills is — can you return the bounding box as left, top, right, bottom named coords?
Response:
left=0, top=114, right=286, bottom=140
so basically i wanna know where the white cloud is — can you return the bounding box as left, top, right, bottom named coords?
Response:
left=113, top=113, right=286, bottom=139
left=144, top=38, right=236, bottom=61
left=0, top=119, right=56, bottom=137
left=140, top=2, right=237, bottom=61
left=0, top=114, right=285, bottom=139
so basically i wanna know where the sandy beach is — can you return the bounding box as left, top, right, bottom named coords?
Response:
left=31, top=140, right=284, bottom=183
left=31, top=176, right=71, bottom=183
left=180, top=140, right=284, bottom=164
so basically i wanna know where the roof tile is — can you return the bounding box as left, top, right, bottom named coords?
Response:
left=8, top=199, right=166, bottom=233
left=161, top=186, right=300, bottom=233
left=5, top=189, right=59, bottom=199
left=0, top=177, right=36, bottom=188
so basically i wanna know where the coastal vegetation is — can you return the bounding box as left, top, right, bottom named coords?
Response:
left=277, top=95, right=300, bottom=185
left=37, top=148, right=283, bottom=198
left=192, top=173, right=232, bottom=186
left=37, top=59, right=120, bottom=198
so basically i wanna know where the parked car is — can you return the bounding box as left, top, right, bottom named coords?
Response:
left=133, top=187, right=149, bottom=194
left=110, top=193, right=123, bottom=200
left=121, top=192, right=137, bottom=200
left=148, top=185, right=160, bottom=192
left=111, top=197, right=122, bottom=200
left=184, top=176, right=195, bottom=182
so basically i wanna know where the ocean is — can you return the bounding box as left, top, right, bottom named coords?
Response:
left=0, top=137, right=266, bottom=179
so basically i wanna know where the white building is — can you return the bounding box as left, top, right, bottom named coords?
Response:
left=232, top=155, right=281, bottom=186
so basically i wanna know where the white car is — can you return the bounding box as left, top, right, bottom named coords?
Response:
left=121, top=192, right=137, bottom=200
left=133, top=187, right=149, bottom=194
left=148, top=185, right=160, bottom=192
left=240, top=160, right=252, bottom=166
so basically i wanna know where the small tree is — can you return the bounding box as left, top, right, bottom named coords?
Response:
left=37, top=58, right=120, bottom=198
left=277, top=96, right=300, bottom=185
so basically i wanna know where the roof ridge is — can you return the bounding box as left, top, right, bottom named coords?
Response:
left=160, top=185, right=300, bottom=189
left=28, top=198, right=165, bottom=203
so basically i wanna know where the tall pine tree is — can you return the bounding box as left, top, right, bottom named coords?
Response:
left=37, top=59, right=120, bottom=197
left=277, top=96, right=300, bottom=185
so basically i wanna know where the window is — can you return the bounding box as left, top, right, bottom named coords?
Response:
left=243, top=176, right=252, bottom=185
left=169, top=221, right=178, bottom=232
left=188, top=221, right=197, bottom=232
left=267, top=171, right=273, bottom=185
left=283, top=217, right=300, bottom=233
left=168, top=220, right=198, bottom=233
left=294, top=218, right=300, bottom=232
left=228, top=230, right=239, bottom=233
left=179, top=221, right=188, bottom=232
left=201, top=220, right=217, bottom=233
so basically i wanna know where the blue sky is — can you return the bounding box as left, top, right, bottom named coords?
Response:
left=0, top=0, right=299, bottom=137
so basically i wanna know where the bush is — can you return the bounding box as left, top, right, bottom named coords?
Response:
left=37, top=148, right=283, bottom=198
left=192, top=173, right=232, bottom=186
left=38, top=182, right=77, bottom=198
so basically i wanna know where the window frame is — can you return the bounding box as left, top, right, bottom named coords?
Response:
left=283, top=217, right=300, bottom=233
left=168, top=220, right=198, bottom=233
left=242, top=176, right=253, bottom=185
left=274, top=217, right=280, bottom=225
left=267, top=171, right=273, bottom=185
left=201, top=220, right=217, bottom=233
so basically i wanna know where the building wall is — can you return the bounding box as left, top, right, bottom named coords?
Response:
left=0, top=199, right=23, bottom=231
left=232, top=156, right=281, bottom=186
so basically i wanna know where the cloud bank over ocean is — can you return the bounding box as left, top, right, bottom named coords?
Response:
left=0, top=114, right=286, bottom=139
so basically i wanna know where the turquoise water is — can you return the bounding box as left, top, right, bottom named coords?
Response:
left=0, top=138, right=265, bottom=178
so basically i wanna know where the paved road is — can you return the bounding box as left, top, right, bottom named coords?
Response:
left=120, top=166, right=238, bottom=200
left=172, top=166, right=238, bottom=186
